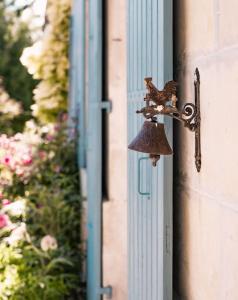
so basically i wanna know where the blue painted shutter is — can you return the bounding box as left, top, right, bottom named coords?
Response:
left=70, top=1, right=105, bottom=299
left=128, top=1, right=173, bottom=299
left=87, top=0, right=103, bottom=299
left=70, top=1, right=101, bottom=299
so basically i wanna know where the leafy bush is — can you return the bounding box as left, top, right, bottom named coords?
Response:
left=0, top=121, right=83, bottom=299
left=0, top=0, right=84, bottom=298
left=0, top=1, right=37, bottom=111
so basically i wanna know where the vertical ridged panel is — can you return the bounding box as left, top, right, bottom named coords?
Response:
left=127, top=0, right=173, bottom=299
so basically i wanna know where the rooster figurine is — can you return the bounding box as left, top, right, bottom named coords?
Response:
left=144, top=77, right=177, bottom=106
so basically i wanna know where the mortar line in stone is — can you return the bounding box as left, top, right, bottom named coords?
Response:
left=179, top=43, right=238, bottom=68
left=179, top=183, right=238, bottom=214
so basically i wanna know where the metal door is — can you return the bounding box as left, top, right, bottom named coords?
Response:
left=127, top=0, right=173, bottom=299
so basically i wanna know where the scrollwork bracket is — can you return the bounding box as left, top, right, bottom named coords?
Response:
left=136, top=68, right=201, bottom=172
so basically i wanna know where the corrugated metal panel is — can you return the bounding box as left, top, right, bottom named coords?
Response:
left=127, top=0, right=173, bottom=299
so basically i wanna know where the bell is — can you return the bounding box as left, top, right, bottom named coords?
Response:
left=128, top=120, right=173, bottom=166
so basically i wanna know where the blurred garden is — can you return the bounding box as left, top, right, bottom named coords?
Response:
left=0, top=0, right=83, bottom=299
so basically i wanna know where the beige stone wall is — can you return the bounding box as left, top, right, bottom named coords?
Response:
left=102, top=0, right=127, bottom=299
left=174, top=0, right=238, bottom=299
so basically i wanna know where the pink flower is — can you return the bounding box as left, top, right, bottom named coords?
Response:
left=5, top=223, right=27, bottom=245
left=16, top=168, right=24, bottom=176
left=39, top=150, right=47, bottom=160
left=0, top=214, right=10, bottom=228
left=40, top=235, right=58, bottom=251
left=2, top=199, right=11, bottom=206
left=46, top=134, right=54, bottom=142
left=54, top=124, right=60, bottom=132
left=22, top=154, right=32, bottom=165
left=54, top=165, right=61, bottom=173
left=3, top=156, right=10, bottom=165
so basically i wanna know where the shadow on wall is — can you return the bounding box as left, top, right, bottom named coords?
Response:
left=173, top=0, right=188, bottom=299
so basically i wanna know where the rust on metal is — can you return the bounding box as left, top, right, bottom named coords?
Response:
left=194, top=68, right=201, bottom=172
left=128, top=121, right=173, bottom=167
left=129, top=68, right=201, bottom=171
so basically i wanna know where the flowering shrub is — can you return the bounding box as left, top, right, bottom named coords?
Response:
left=41, top=235, right=58, bottom=252
left=0, top=0, right=84, bottom=298
left=0, top=120, right=58, bottom=186
left=0, top=122, right=82, bottom=299
left=0, top=134, right=35, bottom=185
left=0, top=81, right=22, bottom=119
left=0, top=79, right=24, bottom=135
left=21, top=0, right=71, bottom=123
left=0, top=213, right=10, bottom=228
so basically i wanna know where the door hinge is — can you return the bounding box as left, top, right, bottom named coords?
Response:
left=91, top=101, right=112, bottom=113
left=98, top=286, right=112, bottom=298
left=101, top=100, right=112, bottom=113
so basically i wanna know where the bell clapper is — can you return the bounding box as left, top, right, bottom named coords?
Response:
left=149, top=154, right=160, bottom=167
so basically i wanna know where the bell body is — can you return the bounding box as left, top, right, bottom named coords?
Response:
left=128, top=120, right=173, bottom=156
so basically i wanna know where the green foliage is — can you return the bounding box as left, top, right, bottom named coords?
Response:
left=0, top=1, right=37, bottom=111
left=0, top=1, right=84, bottom=299
left=0, top=125, right=83, bottom=299
left=27, top=124, right=82, bottom=257
left=0, top=243, right=80, bottom=300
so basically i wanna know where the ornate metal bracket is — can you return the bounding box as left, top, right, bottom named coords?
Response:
left=136, top=68, right=201, bottom=172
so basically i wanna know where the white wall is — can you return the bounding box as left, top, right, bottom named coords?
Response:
left=174, top=1, right=238, bottom=299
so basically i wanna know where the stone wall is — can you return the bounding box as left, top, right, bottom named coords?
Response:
left=174, top=1, right=238, bottom=299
